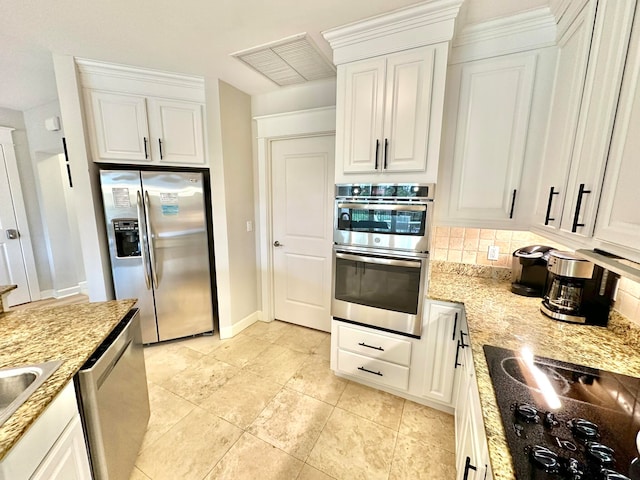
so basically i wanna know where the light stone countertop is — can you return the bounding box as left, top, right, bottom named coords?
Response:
left=0, top=299, right=137, bottom=461
left=427, top=263, right=640, bottom=480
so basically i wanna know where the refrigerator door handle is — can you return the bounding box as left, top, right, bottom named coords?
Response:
left=144, top=191, right=159, bottom=289
left=136, top=191, right=151, bottom=290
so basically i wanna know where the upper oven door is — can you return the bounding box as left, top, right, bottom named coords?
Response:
left=334, top=201, right=430, bottom=252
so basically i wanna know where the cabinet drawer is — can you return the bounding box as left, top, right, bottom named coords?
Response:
left=338, top=324, right=412, bottom=366
left=337, top=349, right=410, bottom=391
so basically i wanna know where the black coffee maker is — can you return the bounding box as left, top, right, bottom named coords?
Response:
left=511, top=245, right=555, bottom=297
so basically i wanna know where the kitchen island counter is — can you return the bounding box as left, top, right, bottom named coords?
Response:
left=428, top=264, right=640, bottom=480
left=0, top=299, right=137, bottom=460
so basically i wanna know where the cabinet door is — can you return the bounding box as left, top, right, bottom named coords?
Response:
left=382, top=46, right=435, bottom=173
left=534, top=3, right=595, bottom=230
left=87, top=91, right=151, bottom=162
left=336, top=58, right=386, bottom=173
left=421, top=303, right=460, bottom=405
left=147, top=98, right=206, bottom=165
left=595, top=6, right=640, bottom=256
left=558, top=0, right=635, bottom=238
left=446, top=53, right=537, bottom=223
left=31, top=415, right=92, bottom=480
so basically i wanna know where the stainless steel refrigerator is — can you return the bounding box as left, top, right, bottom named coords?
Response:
left=100, top=169, right=214, bottom=343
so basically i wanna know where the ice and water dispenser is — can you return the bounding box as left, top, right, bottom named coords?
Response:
left=113, top=219, right=141, bottom=257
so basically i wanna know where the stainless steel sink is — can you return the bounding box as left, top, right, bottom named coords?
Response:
left=0, top=360, right=63, bottom=426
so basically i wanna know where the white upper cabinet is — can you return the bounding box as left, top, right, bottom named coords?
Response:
left=89, top=91, right=150, bottom=162
left=595, top=4, right=640, bottom=262
left=435, top=7, right=558, bottom=229
left=78, top=59, right=207, bottom=167
left=324, top=0, right=463, bottom=184
left=533, top=0, right=635, bottom=240
left=146, top=98, right=205, bottom=164
left=439, top=52, right=543, bottom=227
left=338, top=46, right=441, bottom=177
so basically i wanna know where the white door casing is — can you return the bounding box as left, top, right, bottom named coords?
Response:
left=271, top=136, right=335, bottom=332
left=254, top=106, right=336, bottom=327
left=0, top=127, right=40, bottom=306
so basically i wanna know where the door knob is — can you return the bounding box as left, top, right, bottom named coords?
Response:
left=273, top=241, right=283, bottom=247
left=6, top=229, right=19, bottom=240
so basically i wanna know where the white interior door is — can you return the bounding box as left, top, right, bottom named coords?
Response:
left=0, top=144, right=31, bottom=306
left=271, top=135, right=335, bottom=332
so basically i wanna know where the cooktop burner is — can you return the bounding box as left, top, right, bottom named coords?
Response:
left=483, top=345, right=640, bottom=480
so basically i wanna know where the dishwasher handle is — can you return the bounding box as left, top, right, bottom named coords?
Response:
left=97, top=338, right=133, bottom=388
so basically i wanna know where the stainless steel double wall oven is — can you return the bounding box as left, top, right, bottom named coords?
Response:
left=332, top=184, right=434, bottom=337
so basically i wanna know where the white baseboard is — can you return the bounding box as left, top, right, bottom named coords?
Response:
left=39, top=289, right=55, bottom=300
left=219, top=310, right=262, bottom=339
left=78, top=281, right=88, bottom=295
left=54, top=285, right=82, bottom=298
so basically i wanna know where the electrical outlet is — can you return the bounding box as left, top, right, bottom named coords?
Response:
left=246, top=221, right=253, bottom=232
left=487, top=245, right=500, bottom=261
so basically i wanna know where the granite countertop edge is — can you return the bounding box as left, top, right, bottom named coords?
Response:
left=0, top=299, right=137, bottom=461
left=427, top=262, right=640, bottom=480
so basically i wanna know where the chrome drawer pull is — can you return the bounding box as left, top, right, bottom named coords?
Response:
left=358, top=366, right=383, bottom=376
left=358, top=342, right=384, bottom=351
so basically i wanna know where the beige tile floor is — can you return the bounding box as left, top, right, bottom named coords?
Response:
left=131, top=320, right=456, bottom=480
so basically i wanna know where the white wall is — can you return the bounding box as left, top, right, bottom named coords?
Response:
left=23, top=100, right=86, bottom=297
left=52, top=54, right=113, bottom=301
left=0, top=106, right=51, bottom=294
left=251, top=78, right=336, bottom=117
left=219, top=81, right=259, bottom=324
left=206, top=78, right=259, bottom=338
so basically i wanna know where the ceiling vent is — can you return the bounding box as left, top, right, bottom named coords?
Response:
left=231, top=33, right=336, bottom=87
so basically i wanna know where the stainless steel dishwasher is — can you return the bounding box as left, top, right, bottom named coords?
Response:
left=75, top=308, right=150, bottom=480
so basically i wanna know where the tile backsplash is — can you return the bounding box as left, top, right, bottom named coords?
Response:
left=432, top=226, right=640, bottom=326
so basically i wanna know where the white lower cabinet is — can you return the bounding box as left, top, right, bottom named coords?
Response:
left=0, top=382, right=91, bottom=480
left=331, top=300, right=462, bottom=409
left=454, top=318, right=492, bottom=480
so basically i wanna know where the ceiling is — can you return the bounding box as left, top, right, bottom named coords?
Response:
left=0, top=0, right=548, bottom=112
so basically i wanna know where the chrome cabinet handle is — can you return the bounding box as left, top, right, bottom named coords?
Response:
left=136, top=192, right=151, bottom=290
left=374, top=139, right=380, bottom=170
left=571, top=183, right=591, bottom=232
left=144, top=191, right=159, bottom=289
left=273, top=241, right=283, bottom=247
left=544, top=186, right=559, bottom=225
left=158, top=138, right=164, bottom=159
left=509, top=189, right=517, bottom=219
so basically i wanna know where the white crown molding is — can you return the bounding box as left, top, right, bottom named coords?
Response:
left=254, top=106, right=336, bottom=139
left=450, top=7, right=557, bottom=64
left=76, top=58, right=205, bottom=102
left=322, top=0, right=464, bottom=64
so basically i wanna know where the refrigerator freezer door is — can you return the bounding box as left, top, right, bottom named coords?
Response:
left=100, top=170, right=159, bottom=343
left=141, top=171, right=214, bottom=341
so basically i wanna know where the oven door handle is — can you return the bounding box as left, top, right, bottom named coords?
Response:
left=335, top=252, right=422, bottom=269
left=336, top=202, right=426, bottom=212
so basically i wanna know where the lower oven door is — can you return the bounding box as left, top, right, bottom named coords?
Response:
left=332, top=246, right=427, bottom=338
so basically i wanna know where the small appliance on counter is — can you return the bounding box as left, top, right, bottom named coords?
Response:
left=541, top=251, right=619, bottom=326
left=511, top=245, right=556, bottom=297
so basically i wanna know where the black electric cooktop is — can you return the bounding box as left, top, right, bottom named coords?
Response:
left=484, top=345, right=640, bottom=480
